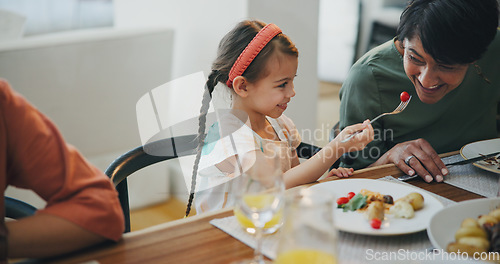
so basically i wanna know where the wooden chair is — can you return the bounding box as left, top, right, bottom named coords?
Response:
left=104, top=134, right=321, bottom=233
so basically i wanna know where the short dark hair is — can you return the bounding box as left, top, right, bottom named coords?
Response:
left=396, top=0, right=499, bottom=64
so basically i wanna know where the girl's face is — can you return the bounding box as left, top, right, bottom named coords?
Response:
left=243, top=52, right=298, bottom=119
left=401, top=36, right=469, bottom=104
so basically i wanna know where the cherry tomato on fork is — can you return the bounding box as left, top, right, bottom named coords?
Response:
left=347, top=192, right=356, bottom=200
left=336, top=197, right=349, bottom=205
left=400, top=91, right=410, bottom=102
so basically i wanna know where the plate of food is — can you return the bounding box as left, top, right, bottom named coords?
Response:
left=460, top=138, right=500, bottom=174
left=308, top=178, right=444, bottom=235
left=428, top=197, right=500, bottom=260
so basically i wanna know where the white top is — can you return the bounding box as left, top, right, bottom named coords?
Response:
left=194, top=112, right=301, bottom=213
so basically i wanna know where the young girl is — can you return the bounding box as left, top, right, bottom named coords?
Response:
left=185, top=20, right=374, bottom=215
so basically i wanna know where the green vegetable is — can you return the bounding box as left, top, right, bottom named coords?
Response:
left=338, top=193, right=367, bottom=212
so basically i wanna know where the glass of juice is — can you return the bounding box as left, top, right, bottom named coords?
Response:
left=275, top=188, right=338, bottom=264
left=233, top=203, right=283, bottom=234
left=231, top=150, right=285, bottom=264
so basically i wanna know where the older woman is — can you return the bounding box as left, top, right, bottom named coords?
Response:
left=339, top=0, right=499, bottom=182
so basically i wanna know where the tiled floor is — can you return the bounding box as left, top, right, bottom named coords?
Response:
left=130, top=81, right=342, bottom=231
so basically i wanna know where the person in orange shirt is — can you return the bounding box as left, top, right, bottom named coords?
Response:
left=0, top=79, right=124, bottom=261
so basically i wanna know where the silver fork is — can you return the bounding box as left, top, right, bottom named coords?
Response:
left=341, top=95, right=412, bottom=143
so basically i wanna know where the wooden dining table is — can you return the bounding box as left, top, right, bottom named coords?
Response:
left=16, top=151, right=485, bottom=264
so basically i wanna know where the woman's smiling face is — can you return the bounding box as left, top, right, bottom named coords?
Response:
left=400, top=36, right=470, bottom=104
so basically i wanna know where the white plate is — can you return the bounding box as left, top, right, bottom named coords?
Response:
left=428, top=197, right=500, bottom=251
left=309, top=179, right=444, bottom=235
left=460, top=138, right=500, bottom=174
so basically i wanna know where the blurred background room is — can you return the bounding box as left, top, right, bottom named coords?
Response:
left=0, top=0, right=414, bottom=230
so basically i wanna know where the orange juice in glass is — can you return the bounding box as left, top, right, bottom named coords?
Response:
left=231, top=150, right=285, bottom=264
left=274, top=249, right=337, bottom=264
left=233, top=193, right=283, bottom=234
left=275, top=188, right=338, bottom=264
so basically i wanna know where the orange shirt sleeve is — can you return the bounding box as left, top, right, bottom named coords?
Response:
left=0, top=79, right=124, bottom=241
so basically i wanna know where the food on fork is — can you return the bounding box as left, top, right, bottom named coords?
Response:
left=400, top=91, right=410, bottom=102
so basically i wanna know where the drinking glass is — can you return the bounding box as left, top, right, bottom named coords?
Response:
left=275, top=188, right=338, bottom=264
left=232, top=151, right=285, bottom=264
left=233, top=202, right=283, bottom=234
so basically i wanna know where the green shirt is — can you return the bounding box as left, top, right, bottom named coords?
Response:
left=339, top=31, right=500, bottom=169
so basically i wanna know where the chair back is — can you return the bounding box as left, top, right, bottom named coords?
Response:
left=5, top=196, right=37, bottom=219
left=104, top=134, right=198, bottom=233
left=105, top=134, right=321, bottom=233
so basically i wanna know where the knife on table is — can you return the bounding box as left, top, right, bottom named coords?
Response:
left=398, top=151, right=500, bottom=181
left=445, top=151, right=500, bottom=166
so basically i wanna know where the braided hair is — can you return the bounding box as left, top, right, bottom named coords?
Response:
left=185, top=20, right=298, bottom=217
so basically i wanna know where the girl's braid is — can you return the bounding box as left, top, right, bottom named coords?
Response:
left=185, top=70, right=220, bottom=217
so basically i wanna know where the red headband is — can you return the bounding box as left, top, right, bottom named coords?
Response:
left=226, top=23, right=282, bottom=88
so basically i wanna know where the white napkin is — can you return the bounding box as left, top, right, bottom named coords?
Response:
left=442, top=154, right=499, bottom=198
left=209, top=216, right=279, bottom=259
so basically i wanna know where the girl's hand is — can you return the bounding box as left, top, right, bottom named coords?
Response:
left=327, top=167, right=354, bottom=178
left=336, top=120, right=374, bottom=152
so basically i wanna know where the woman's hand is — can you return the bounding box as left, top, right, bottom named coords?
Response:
left=336, top=120, right=374, bottom=152
left=373, top=138, right=448, bottom=183
left=327, top=167, right=354, bottom=178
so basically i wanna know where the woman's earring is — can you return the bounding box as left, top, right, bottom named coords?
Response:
left=474, top=63, right=491, bottom=84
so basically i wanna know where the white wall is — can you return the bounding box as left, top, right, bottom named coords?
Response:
left=0, top=28, right=174, bottom=209
left=248, top=0, right=319, bottom=138
left=0, top=0, right=114, bottom=36
left=114, top=0, right=247, bottom=80
left=317, top=0, right=358, bottom=83
left=115, top=0, right=319, bottom=139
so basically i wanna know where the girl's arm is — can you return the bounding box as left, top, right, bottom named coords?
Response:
left=283, top=120, right=373, bottom=188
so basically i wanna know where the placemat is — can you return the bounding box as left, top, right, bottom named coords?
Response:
left=442, top=154, right=499, bottom=198
left=210, top=176, right=455, bottom=263
left=210, top=215, right=279, bottom=259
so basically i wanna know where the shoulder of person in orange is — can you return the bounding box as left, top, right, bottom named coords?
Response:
left=0, top=79, right=124, bottom=259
